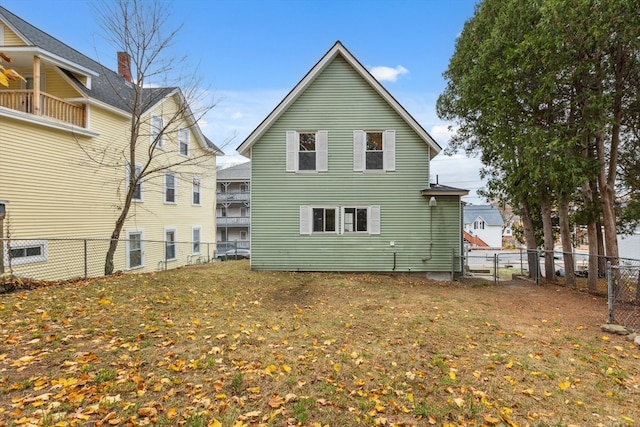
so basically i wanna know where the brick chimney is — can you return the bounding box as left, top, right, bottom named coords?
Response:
left=117, top=52, right=132, bottom=82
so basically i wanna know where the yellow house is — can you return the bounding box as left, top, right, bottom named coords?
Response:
left=0, top=6, right=222, bottom=279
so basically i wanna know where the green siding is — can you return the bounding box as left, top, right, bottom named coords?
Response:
left=251, top=55, right=463, bottom=272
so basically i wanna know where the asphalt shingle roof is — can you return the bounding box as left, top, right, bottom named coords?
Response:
left=0, top=6, right=222, bottom=154
left=217, top=162, right=250, bottom=181
left=463, top=205, right=504, bottom=226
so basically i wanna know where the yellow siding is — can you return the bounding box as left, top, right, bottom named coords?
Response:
left=2, top=24, right=27, bottom=46
left=1, top=93, right=217, bottom=277
left=44, top=68, right=83, bottom=98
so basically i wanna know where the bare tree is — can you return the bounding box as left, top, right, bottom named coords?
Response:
left=86, top=0, right=219, bottom=275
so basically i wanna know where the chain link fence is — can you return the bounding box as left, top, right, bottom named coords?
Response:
left=1, top=238, right=216, bottom=282
left=462, top=249, right=638, bottom=290
left=607, top=263, right=640, bottom=332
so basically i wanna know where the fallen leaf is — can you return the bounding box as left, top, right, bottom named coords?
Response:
left=268, top=395, right=284, bottom=409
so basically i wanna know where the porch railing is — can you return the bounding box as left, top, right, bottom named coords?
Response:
left=0, top=90, right=85, bottom=127
left=216, top=216, right=250, bottom=227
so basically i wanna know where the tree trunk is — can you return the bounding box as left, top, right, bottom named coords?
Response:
left=596, top=220, right=606, bottom=277
left=595, top=130, right=620, bottom=263
left=520, top=202, right=539, bottom=280
left=540, top=197, right=556, bottom=283
left=585, top=221, right=599, bottom=292
left=558, top=198, right=575, bottom=286
left=104, top=204, right=131, bottom=275
left=579, top=178, right=601, bottom=292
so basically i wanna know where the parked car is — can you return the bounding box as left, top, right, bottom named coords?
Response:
left=216, top=242, right=238, bottom=254
left=217, top=248, right=250, bottom=261
left=556, top=268, right=588, bottom=277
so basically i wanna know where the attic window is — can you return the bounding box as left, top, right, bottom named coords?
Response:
left=299, top=133, right=316, bottom=170
left=286, top=131, right=328, bottom=172
left=353, top=130, right=395, bottom=172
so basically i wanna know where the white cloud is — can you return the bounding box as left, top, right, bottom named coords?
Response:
left=429, top=124, right=456, bottom=145
left=369, top=65, right=409, bottom=82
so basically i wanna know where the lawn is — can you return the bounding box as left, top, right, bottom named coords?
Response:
left=1, top=261, right=638, bottom=426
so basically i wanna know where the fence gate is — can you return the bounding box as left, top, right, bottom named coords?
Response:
left=607, top=264, right=640, bottom=332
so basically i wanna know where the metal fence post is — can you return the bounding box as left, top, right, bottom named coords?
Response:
left=494, top=253, right=498, bottom=285
left=84, top=239, right=88, bottom=279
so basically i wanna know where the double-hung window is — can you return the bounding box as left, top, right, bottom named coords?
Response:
left=151, top=115, right=164, bottom=149
left=286, top=130, right=328, bottom=172
left=300, top=205, right=380, bottom=235
left=299, top=206, right=338, bottom=234
left=342, top=206, right=381, bottom=234
left=343, top=207, right=367, bottom=232
left=165, top=172, right=176, bottom=203
left=192, top=226, right=201, bottom=254
left=165, top=228, right=177, bottom=261
left=192, top=177, right=201, bottom=205
left=126, top=163, right=143, bottom=202
left=353, top=130, right=395, bottom=172
left=179, top=128, right=190, bottom=157
left=126, top=230, right=144, bottom=269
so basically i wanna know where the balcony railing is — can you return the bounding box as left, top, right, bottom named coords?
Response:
left=216, top=216, right=250, bottom=227
left=0, top=90, right=86, bottom=127
left=217, top=192, right=250, bottom=203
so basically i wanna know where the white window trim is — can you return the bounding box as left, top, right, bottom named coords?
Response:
left=125, top=229, right=144, bottom=270
left=0, top=25, right=4, bottom=45
left=299, top=206, right=339, bottom=235
left=3, top=240, right=48, bottom=266
left=192, top=226, right=202, bottom=255
left=151, top=115, right=164, bottom=149
left=179, top=127, right=190, bottom=157
left=192, top=176, right=201, bottom=206
left=164, top=227, right=177, bottom=261
left=126, top=162, right=144, bottom=202
left=164, top=171, right=177, bottom=204
left=286, top=130, right=328, bottom=172
left=353, top=130, right=395, bottom=172
left=341, top=205, right=381, bottom=235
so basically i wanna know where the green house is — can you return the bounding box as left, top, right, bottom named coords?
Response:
left=237, top=42, right=468, bottom=277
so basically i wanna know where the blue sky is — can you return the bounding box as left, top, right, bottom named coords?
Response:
left=2, top=0, right=484, bottom=202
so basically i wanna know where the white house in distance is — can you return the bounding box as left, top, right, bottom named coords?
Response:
left=463, top=205, right=504, bottom=249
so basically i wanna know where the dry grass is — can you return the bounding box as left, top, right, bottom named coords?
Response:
left=1, top=261, right=638, bottom=426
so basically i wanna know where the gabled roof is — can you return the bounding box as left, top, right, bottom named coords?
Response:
left=463, top=205, right=504, bottom=226
left=0, top=6, right=222, bottom=155
left=237, top=41, right=442, bottom=158
left=0, top=5, right=140, bottom=112
left=217, top=161, right=251, bottom=181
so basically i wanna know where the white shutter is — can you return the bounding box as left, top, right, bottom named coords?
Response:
left=300, top=206, right=311, bottom=235
left=369, top=205, right=381, bottom=235
left=353, top=130, right=365, bottom=171
left=286, top=131, right=298, bottom=172
left=383, top=130, right=395, bottom=171
left=316, top=130, right=328, bottom=172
